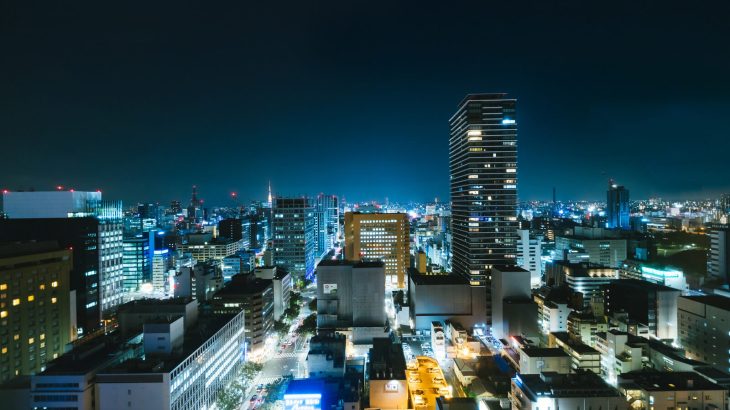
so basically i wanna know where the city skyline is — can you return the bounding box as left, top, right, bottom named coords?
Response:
left=2, top=1, right=730, bottom=204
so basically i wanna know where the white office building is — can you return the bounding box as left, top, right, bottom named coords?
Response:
left=516, top=229, right=543, bottom=288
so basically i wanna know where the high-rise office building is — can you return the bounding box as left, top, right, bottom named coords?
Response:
left=708, top=224, right=730, bottom=283
left=449, top=93, right=518, bottom=285
left=272, top=197, right=316, bottom=280
left=315, top=194, right=339, bottom=257
left=449, top=93, right=518, bottom=323
left=218, top=218, right=243, bottom=242
left=0, top=191, right=124, bottom=333
left=122, top=231, right=154, bottom=292
left=344, top=212, right=410, bottom=288
left=606, top=180, right=630, bottom=230
left=0, top=242, right=73, bottom=383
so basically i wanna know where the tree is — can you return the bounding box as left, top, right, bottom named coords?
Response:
left=308, top=297, right=317, bottom=311
left=289, top=291, right=302, bottom=307
left=273, top=320, right=289, bottom=338
left=298, top=313, right=317, bottom=335
left=216, top=383, right=242, bottom=410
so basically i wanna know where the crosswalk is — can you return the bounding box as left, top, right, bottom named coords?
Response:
left=274, top=352, right=306, bottom=359
left=254, top=376, right=282, bottom=386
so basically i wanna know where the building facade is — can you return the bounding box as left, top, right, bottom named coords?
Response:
left=273, top=197, right=316, bottom=280
left=709, top=224, right=729, bottom=283
left=678, top=295, right=730, bottom=372
left=315, top=194, right=339, bottom=258
left=606, top=181, right=630, bottom=230
left=344, top=212, right=410, bottom=289
left=449, top=93, right=519, bottom=289
left=0, top=242, right=73, bottom=383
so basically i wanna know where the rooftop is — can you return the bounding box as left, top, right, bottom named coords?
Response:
left=521, top=348, right=569, bottom=358
left=369, top=338, right=406, bottom=380
left=214, top=276, right=273, bottom=296
left=516, top=372, right=620, bottom=399
left=681, top=295, right=730, bottom=311
left=409, top=268, right=468, bottom=285
left=317, top=259, right=384, bottom=269
left=618, top=371, right=723, bottom=391
left=0, top=240, right=63, bottom=258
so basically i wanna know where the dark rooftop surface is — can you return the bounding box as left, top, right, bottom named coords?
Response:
left=606, top=278, right=677, bottom=292
left=517, top=372, right=620, bottom=399
left=551, top=332, right=600, bottom=355
left=317, top=259, right=384, bottom=268
left=521, top=348, right=569, bottom=358
left=369, top=338, right=406, bottom=380
left=618, top=371, right=723, bottom=391
left=681, top=295, right=730, bottom=311
left=214, top=276, right=273, bottom=296
left=409, top=268, right=468, bottom=285
left=0, top=241, right=63, bottom=258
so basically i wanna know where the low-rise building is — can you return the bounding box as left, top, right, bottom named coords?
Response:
left=618, top=371, right=728, bottom=410
left=549, top=332, right=601, bottom=374
left=369, top=338, right=407, bottom=410
left=594, top=330, right=645, bottom=385
left=516, top=347, right=571, bottom=375
left=511, top=371, right=626, bottom=410
left=308, top=333, right=346, bottom=378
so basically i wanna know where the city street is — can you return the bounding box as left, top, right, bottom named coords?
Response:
left=239, top=283, right=317, bottom=409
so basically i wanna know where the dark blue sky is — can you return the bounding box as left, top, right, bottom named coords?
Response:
left=2, top=1, right=729, bottom=205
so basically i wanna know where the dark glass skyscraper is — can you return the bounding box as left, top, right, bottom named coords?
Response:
left=449, top=93, right=518, bottom=288
left=606, top=180, right=630, bottom=230
left=273, top=197, right=316, bottom=280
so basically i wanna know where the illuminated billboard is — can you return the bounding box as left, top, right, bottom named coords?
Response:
left=284, top=393, right=322, bottom=410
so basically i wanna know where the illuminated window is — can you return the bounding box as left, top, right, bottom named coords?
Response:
left=40, top=333, right=45, bottom=340
left=0, top=284, right=6, bottom=291
left=28, top=337, right=34, bottom=344
left=12, top=299, right=19, bottom=306
left=51, top=297, right=57, bottom=304
left=13, top=334, right=19, bottom=341
left=0, top=311, right=6, bottom=318
left=51, top=281, right=58, bottom=288
left=27, top=295, right=34, bottom=302
left=39, top=284, right=45, bottom=290
left=0, top=347, right=5, bottom=354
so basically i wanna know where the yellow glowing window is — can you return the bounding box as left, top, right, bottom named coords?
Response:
left=40, top=333, right=45, bottom=340
left=28, top=338, right=34, bottom=344
left=51, top=281, right=58, bottom=288
left=40, top=342, right=45, bottom=348
left=0, top=311, right=6, bottom=318
left=13, top=334, right=19, bottom=341
left=12, top=299, right=20, bottom=306
left=39, top=284, right=45, bottom=290
left=27, top=295, right=34, bottom=302
left=51, top=297, right=57, bottom=304
left=1, top=347, right=6, bottom=354
left=0, top=284, right=6, bottom=291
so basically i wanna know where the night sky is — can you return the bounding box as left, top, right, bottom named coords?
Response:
left=2, top=1, right=729, bottom=205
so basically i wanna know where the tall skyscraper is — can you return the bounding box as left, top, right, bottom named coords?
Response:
left=272, top=196, right=316, bottom=280
left=449, top=93, right=519, bottom=287
left=606, top=180, right=630, bottom=230
left=344, top=212, right=410, bottom=289
left=315, top=194, right=339, bottom=257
